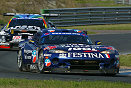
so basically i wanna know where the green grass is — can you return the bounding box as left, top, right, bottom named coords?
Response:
left=87, top=24, right=131, bottom=30
left=120, top=54, right=131, bottom=67
left=58, top=24, right=131, bottom=30
left=74, top=0, right=131, bottom=7
left=0, top=78, right=131, bottom=88
left=86, top=31, right=97, bottom=34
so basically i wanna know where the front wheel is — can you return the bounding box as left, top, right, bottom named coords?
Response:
left=37, top=51, right=45, bottom=73
left=105, top=68, right=119, bottom=76
left=17, top=49, right=29, bottom=72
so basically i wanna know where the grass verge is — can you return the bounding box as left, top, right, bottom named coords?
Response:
left=120, top=54, right=131, bottom=67
left=74, top=0, right=131, bottom=7
left=58, top=24, right=131, bottom=30
left=86, top=31, right=97, bottom=34
left=0, top=78, right=131, bottom=88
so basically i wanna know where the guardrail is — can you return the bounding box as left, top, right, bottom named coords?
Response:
left=41, top=7, right=131, bottom=27
left=115, top=0, right=131, bottom=4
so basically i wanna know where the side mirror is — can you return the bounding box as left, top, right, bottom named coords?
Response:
left=95, top=41, right=101, bottom=45
left=29, top=40, right=36, bottom=44
left=0, top=24, right=4, bottom=26
left=48, top=21, right=56, bottom=29
left=83, top=30, right=87, bottom=35
left=29, top=40, right=34, bottom=42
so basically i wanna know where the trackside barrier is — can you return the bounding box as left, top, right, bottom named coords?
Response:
left=41, top=7, right=131, bottom=27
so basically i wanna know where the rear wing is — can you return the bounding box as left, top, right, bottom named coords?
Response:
left=5, top=29, right=40, bottom=35
left=3, top=13, right=59, bottom=17
left=0, top=24, right=4, bottom=26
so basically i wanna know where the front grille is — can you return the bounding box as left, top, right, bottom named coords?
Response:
left=67, top=60, right=102, bottom=65
left=14, top=30, right=37, bottom=39
left=14, top=31, right=37, bottom=34
left=66, top=60, right=104, bottom=70
left=22, top=35, right=28, bottom=39
left=70, top=65, right=99, bottom=70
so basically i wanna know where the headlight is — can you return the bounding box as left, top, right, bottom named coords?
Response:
left=49, top=49, right=68, bottom=53
left=101, top=50, right=115, bottom=54
left=0, top=31, right=6, bottom=35
left=0, top=35, right=6, bottom=42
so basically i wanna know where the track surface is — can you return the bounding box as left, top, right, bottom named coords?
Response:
left=90, top=33, right=131, bottom=54
left=0, top=33, right=131, bottom=83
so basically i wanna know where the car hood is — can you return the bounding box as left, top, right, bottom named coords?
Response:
left=42, top=44, right=118, bottom=53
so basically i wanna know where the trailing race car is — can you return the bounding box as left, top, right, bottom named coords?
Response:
left=17, top=29, right=119, bottom=75
left=0, top=13, right=56, bottom=50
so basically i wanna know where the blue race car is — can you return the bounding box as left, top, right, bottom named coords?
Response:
left=17, top=29, right=119, bottom=75
left=0, top=13, right=56, bottom=50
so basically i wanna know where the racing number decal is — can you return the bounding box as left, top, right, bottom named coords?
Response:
left=105, top=54, right=110, bottom=58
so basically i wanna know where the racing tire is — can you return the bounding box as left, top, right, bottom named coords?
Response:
left=37, top=51, right=45, bottom=73
left=17, top=49, right=29, bottom=72
left=106, top=73, right=116, bottom=76
left=117, top=68, right=119, bottom=73
left=105, top=68, right=119, bottom=76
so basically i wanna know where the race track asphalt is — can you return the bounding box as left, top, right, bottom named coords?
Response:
left=0, top=33, right=131, bottom=83
left=90, top=33, right=131, bottom=54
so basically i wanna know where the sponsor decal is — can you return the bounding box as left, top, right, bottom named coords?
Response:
left=105, top=54, right=110, bottom=58
left=44, top=54, right=52, bottom=57
left=24, top=50, right=32, bottom=59
left=24, top=50, right=32, bottom=54
left=52, top=33, right=80, bottom=35
left=100, top=47, right=115, bottom=50
left=10, top=26, right=41, bottom=30
left=44, top=46, right=57, bottom=50
left=82, top=34, right=86, bottom=36
left=28, top=36, right=33, bottom=39
left=48, top=30, right=55, bottom=32
left=30, top=64, right=37, bottom=70
left=32, top=50, right=37, bottom=63
left=61, top=44, right=90, bottom=48
left=25, top=56, right=32, bottom=59
left=12, top=36, right=22, bottom=40
left=0, top=45, right=10, bottom=49
left=59, top=53, right=67, bottom=58
left=59, top=53, right=104, bottom=58
left=68, top=48, right=97, bottom=51
left=45, top=33, right=49, bottom=35
left=18, top=33, right=33, bottom=35
left=45, top=59, right=51, bottom=67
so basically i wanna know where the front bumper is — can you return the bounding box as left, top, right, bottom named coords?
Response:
left=43, top=66, right=118, bottom=74
left=42, top=52, right=119, bottom=74
left=43, top=58, right=119, bottom=74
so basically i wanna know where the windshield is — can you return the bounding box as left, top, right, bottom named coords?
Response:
left=8, top=19, right=45, bottom=29
left=41, top=35, right=93, bottom=45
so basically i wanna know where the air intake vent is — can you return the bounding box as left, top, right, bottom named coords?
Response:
left=62, top=30, right=69, bottom=32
